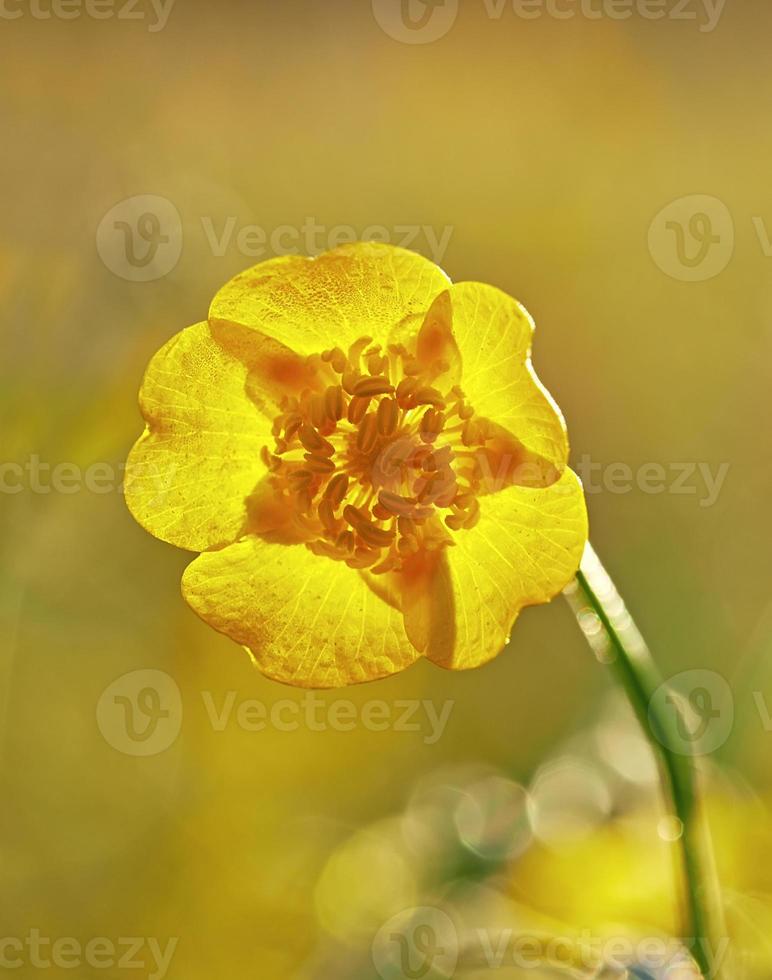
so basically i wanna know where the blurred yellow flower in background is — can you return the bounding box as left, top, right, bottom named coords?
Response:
left=125, top=243, right=587, bottom=687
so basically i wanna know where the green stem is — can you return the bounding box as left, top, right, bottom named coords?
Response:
left=566, top=543, right=727, bottom=980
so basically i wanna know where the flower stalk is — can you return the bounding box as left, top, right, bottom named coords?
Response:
left=566, top=543, right=728, bottom=980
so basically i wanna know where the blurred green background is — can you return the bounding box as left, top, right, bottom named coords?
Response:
left=2, top=1, right=772, bottom=977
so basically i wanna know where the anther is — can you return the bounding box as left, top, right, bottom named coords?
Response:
left=377, top=398, right=399, bottom=436
left=303, top=453, right=336, bottom=474
left=342, top=369, right=361, bottom=395
left=324, top=473, right=349, bottom=508
left=318, top=498, right=339, bottom=533
left=288, top=469, right=313, bottom=488
left=367, top=351, right=389, bottom=375
left=347, top=395, right=370, bottom=424
left=356, top=414, right=379, bottom=453
left=347, top=548, right=381, bottom=569
left=299, top=425, right=325, bottom=453
left=308, top=395, right=326, bottom=429
left=378, top=491, right=418, bottom=517
left=396, top=377, right=419, bottom=402
left=413, top=386, right=445, bottom=408
left=419, top=408, right=444, bottom=443
left=353, top=376, right=394, bottom=398
left=324, top=385, right=345, bottom=421
left=329, top=348, right=347, bottom=373
left=335, top=529, right=356, bottom=553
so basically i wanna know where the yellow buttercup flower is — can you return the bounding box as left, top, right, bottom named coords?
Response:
left=125, top=243, right=587, bottom=687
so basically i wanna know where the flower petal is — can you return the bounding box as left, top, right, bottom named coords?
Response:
left=124, top=321, right=271, bottom=552
left=425, top=468, right=588, bottom=670
left=208, top=243, right=450, bottom=356
left=449, top=281, right=569, bottom=469
left=181, top=538, right=420, bottom=688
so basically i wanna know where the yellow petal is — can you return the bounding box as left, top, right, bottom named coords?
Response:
left=209, top=243, right=450, bottom=356
left=124, top=321, right=271, bottom=552
left=449, top=281, right=569, bottom=469
left=181, top=538, right=419, bottom=688
left=426, top=468, right=588, bottom=670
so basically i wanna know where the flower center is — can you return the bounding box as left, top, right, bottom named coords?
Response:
left=262, top=336, right=489, bottom=574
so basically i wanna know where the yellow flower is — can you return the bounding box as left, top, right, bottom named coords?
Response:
left=125, top=243, right=587, bottom=687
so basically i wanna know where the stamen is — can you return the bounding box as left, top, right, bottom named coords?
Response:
left=419, top=408, right=444, bottom=443
left=377, top=398, right=399, bottom=436
left=412, top=386, right=445, bottom=408
left=303, top=453, right=335, bottom=474
left=347, top=395, right=370, bottom=424
left=324, top=473, right=349, bottom=508
left=299, top=425, right=333, bottom=455
left=324, top=385, right=345, bottom=421
left=309, top=395, right=326, bottom=429
left=318, top=498, right=339, bottom=534
left=353, top=376, right=394, bottom=398
left=263, top=333, right=493, bottom=573
left=335, top=529, right=355, bottom=552
left=377, top=491, right=418, bottom=518
left=356, top=414, right=379, bottom=453
left=288, top=469, right=313, bottom=489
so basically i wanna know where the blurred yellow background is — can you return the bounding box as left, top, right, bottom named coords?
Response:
left=2, top=1, right=772, bottom=977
